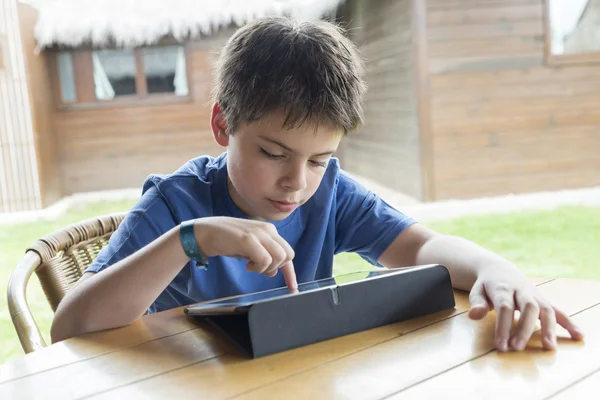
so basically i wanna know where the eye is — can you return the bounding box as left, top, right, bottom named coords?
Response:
left=309, top=160, right=328, bottom=168
left=260, top=148, right=284, bottom=159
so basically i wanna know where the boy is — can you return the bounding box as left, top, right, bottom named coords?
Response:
left=51, top=17, right=583, bottom=353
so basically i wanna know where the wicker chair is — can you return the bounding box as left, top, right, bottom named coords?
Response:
left=7, top=212, right=126, bottom=354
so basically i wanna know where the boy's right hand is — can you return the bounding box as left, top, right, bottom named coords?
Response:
left=192, top=217, right=298, bottom=290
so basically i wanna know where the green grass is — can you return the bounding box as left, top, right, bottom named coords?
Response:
left=1, top=203, right=598, bottom=366
left=0, top=200, right=138, bottom=366
left=335, top=206, right=600, bottom=281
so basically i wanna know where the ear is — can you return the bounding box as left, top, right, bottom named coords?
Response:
left=210, top=103, right=229, bottom=147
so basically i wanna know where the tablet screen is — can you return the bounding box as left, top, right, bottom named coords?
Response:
left=185, top=269, right=400, bottom=314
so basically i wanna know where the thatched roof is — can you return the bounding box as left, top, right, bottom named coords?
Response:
left=24, top=0, right=344, bottom=50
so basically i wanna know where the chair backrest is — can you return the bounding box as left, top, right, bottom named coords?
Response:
left=7, top=212, right=127, bottom=353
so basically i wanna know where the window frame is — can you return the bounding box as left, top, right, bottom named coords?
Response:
left=50, top=43, right=193, bottom=111
left=544, top=0, right=600, bottom=66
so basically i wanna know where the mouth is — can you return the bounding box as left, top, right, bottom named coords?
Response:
left=268, top=199, right=299, bottom=213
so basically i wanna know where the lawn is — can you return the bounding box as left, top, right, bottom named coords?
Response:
left=1, top=202, right=598, bottom=365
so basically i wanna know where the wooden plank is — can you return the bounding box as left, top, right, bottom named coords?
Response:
left=206, top=279, right=597, bottom=400
left=360, top=0, right=411, bottom=44
left=393, top=303, right=600, bottom=399
left=435, top=155, right=600, bottom=183
left=431, top=107, right=600, bottom=135
left=343, top=0, right=421, bottom=200
left=134, top=49, right=148, bottom=96
left=73, top=279, right=553, bottom=400
left=413, top=0, right=434, bottom=201
left=428, top=21, right=542, bottom=42
left=17, top=4, right=62, bottom=207
left=0, top=307, right=198, bottom=383
left=431, top=79, right=600, bottom=106
left=434, top=131, right=600, bottom=161
left=549, top=368, right=600, bottom=399
left=0, top=329, right=227, bottom=399
left=429, top=53, right=544, bottom=74
left=0, top=279, right=549, bottom=398
left=435, top=168, right=600, bottom=200
left=430, top=65, right=600, bottom=89
left=71, top=51, right=95, bottom=103
left=0, top=285, right=474, bottom=398
left=432, top=93, right=600, bottom=121
left=429, top=36, right=543, bottom=58
left=427, top=0, right=540, bottom=10
left=427, top=4, right=542, bottom=27
left=433, top=126, right=600, bottom=151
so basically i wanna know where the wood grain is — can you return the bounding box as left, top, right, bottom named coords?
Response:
left=549, top=367, right=600, bottom=399
left=5, top=278, right=543, bottom=400
left=341, top=0, right=422, bottom=200
left=226, top=279, right=600, bottom=400
left=392, top=304, right=600, bottom=399
left=423, top=0, right=600, bottom=200
left=0, top=307, right=196, bottom=383
left=48, top=43, right=225, bottom=195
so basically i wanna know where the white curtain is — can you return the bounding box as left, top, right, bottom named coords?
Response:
left=173, top=46, right=189, bottom=96
left=92, top=52, right=116, bottom=100
left=550, top=0, right=590, bottom=53
left=56, top=53, right=77, bottom=102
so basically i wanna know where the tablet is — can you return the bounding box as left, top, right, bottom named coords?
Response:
left=184, top=267, right=420, bottom=316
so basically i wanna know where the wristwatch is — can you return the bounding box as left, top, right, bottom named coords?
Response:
left=179, top=219, right=209, bottom=268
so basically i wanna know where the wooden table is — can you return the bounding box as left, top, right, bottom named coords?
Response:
left=1, top=277, right=599, bottom=399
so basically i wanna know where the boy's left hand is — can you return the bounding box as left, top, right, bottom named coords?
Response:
left=467, top=268, right=585, bottom=352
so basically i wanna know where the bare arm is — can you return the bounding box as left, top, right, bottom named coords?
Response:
left=378, top=223, right=515, bottom=291
left=50, top=217, right=297, bottom=344
left=50, top=226, right=189, bottom=343
left=378, top=223, right=583, bottom=352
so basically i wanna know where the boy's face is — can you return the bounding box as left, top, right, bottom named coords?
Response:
left=211, top=106, right=343, bottom=221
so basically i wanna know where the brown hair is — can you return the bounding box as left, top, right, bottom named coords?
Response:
left=213, top=16, right=366, bottom=134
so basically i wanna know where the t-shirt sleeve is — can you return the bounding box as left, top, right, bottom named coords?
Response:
left=86, top=181, right=178, bottom=274
left=334, top=171, right=417, bottom=266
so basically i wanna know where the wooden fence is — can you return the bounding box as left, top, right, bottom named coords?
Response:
left=0, top=0, right=41, bottom=213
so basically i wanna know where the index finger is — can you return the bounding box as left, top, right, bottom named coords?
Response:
left=555, top=307, right=585, bottom=341
left=280, top=260, right=298, bottom=292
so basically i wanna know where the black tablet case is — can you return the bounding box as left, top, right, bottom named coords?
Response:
left=189, top=264, right=455, bottom=358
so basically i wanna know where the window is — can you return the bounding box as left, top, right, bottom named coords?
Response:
left=56, top=52, right=77, bottom=102
left=54, top=45, right=190, bottom=107
left=545, top=0, right=600, bottom=65
left=93, top=49, right=137, bottom=99
left=142, top=46, right=189, bottom=96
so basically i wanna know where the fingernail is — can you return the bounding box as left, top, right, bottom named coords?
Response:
left=499, top=339, right=508, bottom=352
left=545, top=334, right=556, bottom=347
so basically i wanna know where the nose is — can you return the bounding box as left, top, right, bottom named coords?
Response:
left=282, top=162, right=307, bottom=191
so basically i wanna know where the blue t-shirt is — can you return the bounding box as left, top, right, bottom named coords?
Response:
left=87, top=153, right=416, bottom=313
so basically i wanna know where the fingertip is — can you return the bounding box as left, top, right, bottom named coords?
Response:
left=496, top=338, right=509, bottom=352
left=281, top=261, right=298, bottom=291
left=468, top=305, right=488, bottom=320
left=571, top=329, right=585, bottom=341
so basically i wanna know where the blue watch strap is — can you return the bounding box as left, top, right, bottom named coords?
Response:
left=180, top=219, right=209, bottom=267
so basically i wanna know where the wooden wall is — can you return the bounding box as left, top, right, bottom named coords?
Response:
left=341, top=0, right=423, bottom=200
left=0, top=0, right=42, bottom=213
left=18, top=3, right=61, bottom=207
left=51, top=37, right=228, bottom=195
left=425, top=0, right=600, bottom=200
